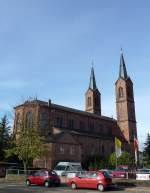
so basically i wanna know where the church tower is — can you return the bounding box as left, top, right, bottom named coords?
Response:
left=85, top=66, right=101, bottom=115
left=115, top=51, right=137, bottom=144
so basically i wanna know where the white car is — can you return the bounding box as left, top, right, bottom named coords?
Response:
left=53, top=162, right=82, bottom=176
left=136, top=168, right=150, bottom=180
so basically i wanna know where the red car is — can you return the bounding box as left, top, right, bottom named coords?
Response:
left=67, top=171, right=112, bottom=192
left=26, top=169, right=60, bottom=187
left=111, top=169, right=126, bottom=178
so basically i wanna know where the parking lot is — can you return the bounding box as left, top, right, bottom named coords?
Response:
left=0, top=183, right=150, bottom=193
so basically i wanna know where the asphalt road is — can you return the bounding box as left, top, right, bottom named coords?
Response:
left=0, top=184, right=150, bottom=193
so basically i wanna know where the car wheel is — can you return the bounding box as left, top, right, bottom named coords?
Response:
left=97, top=184, right=104, bottom=192
left=71, top=182, right=77, bottom=189
left=44, top=181, right=50, bottom=188
left=26, top=180, right=31, bottom=186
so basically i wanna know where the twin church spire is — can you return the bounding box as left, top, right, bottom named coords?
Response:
left=89, top=66, right=97, bottom=90
left=85, top=63, right=101, bottom=115
left=85, top=52, right=137, bottom=153
left=116, top=50, right=137, bottom=144
left=85, top=50, right=130, bottom=116
left=119, top=50, right=128, bottom=79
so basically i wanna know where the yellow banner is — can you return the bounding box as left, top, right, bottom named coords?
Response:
left=115, top=137, right=121, bottom=148
left=115, top=137, right=122, bottom=158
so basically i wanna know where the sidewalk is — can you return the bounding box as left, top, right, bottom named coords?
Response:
left=125, top=186, right=150, bottom=192
left=0, top=178, right=24, bottom=184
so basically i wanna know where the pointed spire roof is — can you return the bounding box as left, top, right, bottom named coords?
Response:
left=89, top=65, right=97, bottom=90
left=119, top=49, right=128, bottom=79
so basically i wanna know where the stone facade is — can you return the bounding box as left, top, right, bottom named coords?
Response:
left=13, top=52, right=137, bottom=169
left=115, top=53, right=137, bottom=153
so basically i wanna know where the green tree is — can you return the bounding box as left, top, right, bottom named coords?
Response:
left=0, top=115, right=10, bottom=160
left=118, top=151, right=134, bottom=166
left=143, top=133, right=150, bottom=166
left=85, top=155, right=106, bottom=170
left=108, top=152, right=116, bottom=168
left=6, top=128, right=46, bottom=172
left=109, top=151, right=134, bottom=168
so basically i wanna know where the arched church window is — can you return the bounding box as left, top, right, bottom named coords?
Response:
left=88, top=97, right=91, bottom=107
left=68, top=119, right=74, bottom=129
left=56, top=116, right=63, bottom=128
left=118, top=87, right=124, bottom=98
left=26, top=111, right=33, bottom=129
left=16, top=113, right=21, bottom=131
left=40, top=112, right=48, bottom=129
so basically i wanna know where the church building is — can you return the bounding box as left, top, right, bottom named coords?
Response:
left=13, top=52, right=137, bottom=169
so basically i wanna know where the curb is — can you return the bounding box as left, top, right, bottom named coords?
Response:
left=125, top=187, right=150, bottom=192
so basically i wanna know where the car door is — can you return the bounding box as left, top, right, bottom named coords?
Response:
left=31, top=171, right=41, bottom=185
left=85, top=172, right=98, bottom=189
left=76, top=172, right=87, bottom=188
left=38, top=171, right=47, bottom=185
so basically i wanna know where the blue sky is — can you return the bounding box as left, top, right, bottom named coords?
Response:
left=0, top=0, right=150, bottom=149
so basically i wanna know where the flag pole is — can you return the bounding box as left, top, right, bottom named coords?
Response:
left=115, top=137, right=122, bottom=169
left=134, top=136, right=138, bottom=168
left=115, top=153, right=118, bottom=169
left=115, top=137, right=117, bottom=169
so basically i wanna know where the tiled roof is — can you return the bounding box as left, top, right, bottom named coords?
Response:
left=14, top=99, right=116, bottom=122
left=46, top=129, right=126, bottom=143
left=14, top=99, right=48, bottom=108
left=52, top=103, right=116, bottom=122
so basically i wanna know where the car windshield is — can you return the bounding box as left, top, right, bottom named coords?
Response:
left=54, top=165, right=67, bottom=171
left=71, top=165, right=82, bottom=171
left=137, top=169, right=150, bottom=173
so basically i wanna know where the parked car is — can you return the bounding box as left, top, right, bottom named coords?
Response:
left=63, top=168, right=86, bottom=179
left=112, top=166, right=136, bottom=179
left=111, top=168, right=127, bottom=178
left=54, top=162, right=82, bottom=176
left=26, top=169, right=60, bottom=187
left=136, top=168, right=150, bottom=180
left=137, top=168, right=150, bottom=173
left=67, top=171, right=112, bottom=192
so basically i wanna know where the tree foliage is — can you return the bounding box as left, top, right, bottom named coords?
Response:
left=108, top=152, right=116, bottom=168
left=6, top=128, right=46, bottom=171
left=0, top=115, right=10, bottom=160
left=84, top=155, right=108, bottom=170
left=143, top=133, right=150, bottom=166
left=119, top=151, right=134, bottom=166
left=109, top=151, right=134, bottom=168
